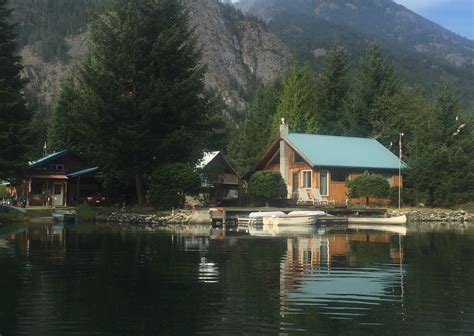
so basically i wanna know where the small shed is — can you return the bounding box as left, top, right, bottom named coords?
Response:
left=197, top=151, right=241, bottom=203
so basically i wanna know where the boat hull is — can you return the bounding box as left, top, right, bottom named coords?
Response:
left=347, top=215, right=407, bottom=225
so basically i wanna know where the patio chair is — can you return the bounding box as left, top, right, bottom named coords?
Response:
left=297, top=188, right=317, bottom=205
left=312, top=188, right=335, bottom=205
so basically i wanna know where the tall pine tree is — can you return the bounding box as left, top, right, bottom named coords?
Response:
left=49, top=0, right=212, bottom=204
left=350, top=43, right=399, bottom=137
left=228, top=81, right=282, bottom=175
left=273, top=64, right=318, bottom=134
left=314, top=43, right=351, bottom=135
left=0, top=0, right=31, bottom=179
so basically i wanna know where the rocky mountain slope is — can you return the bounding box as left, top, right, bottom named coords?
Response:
left=236, top=0, right=474, bottom=109
left=16, top=0, right=290, bottom=118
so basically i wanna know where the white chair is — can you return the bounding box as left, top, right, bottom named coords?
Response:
left=312, top=188, right=335, bottom=205
left=297, top=188, right=317, bottom=205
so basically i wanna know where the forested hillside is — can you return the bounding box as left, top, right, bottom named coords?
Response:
left=236, top=0, right=474, bottom=111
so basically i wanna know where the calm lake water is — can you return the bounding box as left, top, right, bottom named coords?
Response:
left=0, top=222, right=473, bottom=335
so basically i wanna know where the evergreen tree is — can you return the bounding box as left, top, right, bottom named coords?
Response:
left=350, top=43, right=400, bottom=137
left=0, top=0, right=31, bottom=179
left=273, top=64, right=318, bottom=134
left=49, top=0, right=211, bottom=205
left=315, top=43, right=351, bottom=135
left=228, top=81, right=282, bottom=174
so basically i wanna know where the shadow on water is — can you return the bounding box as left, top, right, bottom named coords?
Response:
left=0, top=221, right=473, bottom=335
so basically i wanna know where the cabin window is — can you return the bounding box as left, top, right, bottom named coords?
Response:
left=54, top=184, right=62, bottom=195
left=50, top=164, right=64, bottom=171
left=302, top=171, right=312, bottom=188
left=31, top=183, right=43, bottom=195
left=270, top=151, right=280, bottom=165
left=294, top=152, right=304, bottom=163
left=331, top=170, right=347, bottom=182
left=320, top=170, right=329, bottom=196
left=292, top=172, right=300, bottom=194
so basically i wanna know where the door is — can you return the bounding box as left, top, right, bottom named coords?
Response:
left=52, top=182, right=64, bottom=206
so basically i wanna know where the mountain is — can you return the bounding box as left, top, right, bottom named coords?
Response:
left=235, top=0, right=474, bottom=110
left=12, top=0, right=290, bottom=122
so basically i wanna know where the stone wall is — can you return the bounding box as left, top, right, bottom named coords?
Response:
left=389, top=210, right=473, bottom=222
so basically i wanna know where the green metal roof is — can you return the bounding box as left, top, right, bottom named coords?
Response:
left=286, top=133, right=403, bottom=170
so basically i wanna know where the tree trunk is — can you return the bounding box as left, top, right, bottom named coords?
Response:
left=366, top=196, right=370, bottom=206
left=135, top=173, right=145, bottom=206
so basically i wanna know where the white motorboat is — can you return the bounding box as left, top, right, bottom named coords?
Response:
left=247, top=211, right=326, bottom=237
left=52, top=208, right=77, bottom=223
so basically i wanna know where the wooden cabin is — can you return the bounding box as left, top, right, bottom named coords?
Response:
left=16, top=150, right=101, bottom=207
left=197, top=151, right=241, bottom=204
left=253, top=122, right=403, bottom=205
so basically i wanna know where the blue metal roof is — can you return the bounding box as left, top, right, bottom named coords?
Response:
left=29, top=150, right=70, bottom=168
left=286, top=133, right=403, bottom=170
left=67, top=167, right=99, bottom=178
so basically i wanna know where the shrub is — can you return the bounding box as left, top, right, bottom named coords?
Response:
left=346, top=173, right=390, bottom=205
left=148, top=163, right=201, bottom=210
left=248, top=171, right=287, bottom=204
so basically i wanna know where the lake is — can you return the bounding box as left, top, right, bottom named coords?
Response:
left=0, top=222, right=473, bottom=335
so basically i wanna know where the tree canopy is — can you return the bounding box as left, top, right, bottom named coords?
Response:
left=49, top=0, right=216, bottom=204
left=0, top=0, right=31, bottom=179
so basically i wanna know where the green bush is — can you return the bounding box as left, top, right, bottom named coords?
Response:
left=389, top=186, right=427, bottom=207
left=0, top=184, right=6, bottom=199
left=346, top=173, right=390, bottom=205
left=248, top=171, right=287, bottom=203
left=148, top=163, right=201, bottom=210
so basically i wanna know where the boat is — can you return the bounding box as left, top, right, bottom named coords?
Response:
left=246, top=211, right=326, bottom=237
left=347, top=215, right=407, bottom=225
left=0, top=205, right=27, bottom=214
left=52, top=208, right=77, bottom=223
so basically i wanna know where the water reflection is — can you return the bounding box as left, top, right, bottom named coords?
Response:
left=279, top=232, right=405, bottom=324
left=0, top=222, right=472, bottom=335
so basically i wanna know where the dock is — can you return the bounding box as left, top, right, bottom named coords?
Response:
left=210, top=207, right=387, bottom=225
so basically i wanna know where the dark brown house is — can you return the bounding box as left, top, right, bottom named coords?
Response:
left=16, top=150, right=101, bottom=207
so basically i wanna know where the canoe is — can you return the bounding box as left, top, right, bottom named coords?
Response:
left=0, top=205, right=27, bottom=214
left=347, top=215, right=407, bottom=225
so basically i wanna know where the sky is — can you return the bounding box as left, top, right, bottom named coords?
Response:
left=393, top=0, right=473, bottom=39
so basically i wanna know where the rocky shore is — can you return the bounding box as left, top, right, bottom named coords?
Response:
left=389, top=210, right=473, bottom=223
left=94, top=209, right=473, bottom=229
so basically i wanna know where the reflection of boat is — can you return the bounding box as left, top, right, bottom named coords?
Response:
left=249, top=223, right=317, bottom=237
left=347, top=215, right=407, bottom=225
left=52, top=208, right=77, bottom=223
left=348, top=224, right=407, bottom=235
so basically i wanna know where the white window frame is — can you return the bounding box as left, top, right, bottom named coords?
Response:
left=302, top=170, right=312, bottom=188
left=319, top=170, right=329, bottom=196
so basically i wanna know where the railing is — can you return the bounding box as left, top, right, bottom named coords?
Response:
left=219, top=174, right=239, bottom=185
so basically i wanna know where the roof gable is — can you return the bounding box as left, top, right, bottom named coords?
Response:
left=286, top=133, right=402, bottom=170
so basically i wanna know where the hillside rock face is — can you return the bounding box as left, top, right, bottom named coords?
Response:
left=19, top=0, right=290, bottom=116
left=237, top=0, right=474, bottom=68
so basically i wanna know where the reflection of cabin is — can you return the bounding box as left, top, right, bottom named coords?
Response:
left=253, top=122, right=403, bottom=205
left=16, top=150, right=101, bottom=207
left=197, top=151, right=241, bottom=203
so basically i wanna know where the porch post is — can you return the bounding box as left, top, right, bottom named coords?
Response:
left=280, top=119, right=289, bottom=196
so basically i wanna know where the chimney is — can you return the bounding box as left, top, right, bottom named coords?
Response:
left=280, top=118, right=288, bottom=138
left=279, top=119, right=289, bottom=194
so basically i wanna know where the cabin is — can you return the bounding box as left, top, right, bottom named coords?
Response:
left=15, top=150, right=101, bottom=207
left=253, top=122, right=403, bottom=205
left=197, top=151, right=242, bottom=204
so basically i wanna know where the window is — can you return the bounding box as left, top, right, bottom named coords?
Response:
left=320, top=170, right=328, bottom=196
left=292, top=172, right=299, bottom=193
left=54, top=184, right=62, bottom=195
left=270, top=151, right=280, bottom=165
left=331, top=170, right=347, bottom=182
left=31, top=183, right=43, bottom=195
left=50, top=164, right=64, bottom=171
left=303, top=171, right=312, bottom=188
left=294, top=152, right=304, bottom=163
